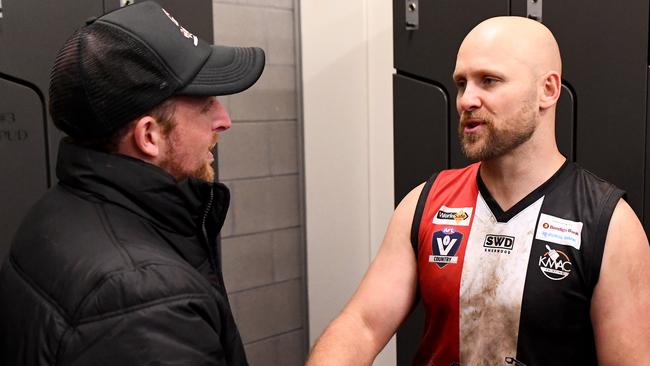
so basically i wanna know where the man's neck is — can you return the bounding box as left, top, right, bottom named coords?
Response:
left=479, top=145, right=566, bottom=212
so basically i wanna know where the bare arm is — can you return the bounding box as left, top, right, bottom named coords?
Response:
left=306, top=184, right=423, bottom=365
left=592, top=199, right=650, bottom=365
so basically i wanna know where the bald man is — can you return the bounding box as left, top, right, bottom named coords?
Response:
left=307, top=16, right=650, bottom=366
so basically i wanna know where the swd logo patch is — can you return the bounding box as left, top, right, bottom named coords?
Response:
left=429, top=228, right=463, bottom=268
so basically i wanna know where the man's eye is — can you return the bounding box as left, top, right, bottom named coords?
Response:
left=482, top=77, right=498, bottom=86
left=455, top=80, right=466, bottom=90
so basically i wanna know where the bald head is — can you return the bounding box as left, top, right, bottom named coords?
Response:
left=459, top=16, right=562, bottom=77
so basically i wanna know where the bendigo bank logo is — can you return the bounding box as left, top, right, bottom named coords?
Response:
left=483, top=234, right=515, bottom=253
left=538, top=245, right=572, bottom=280
left=429, top=228, right=463, bottom=268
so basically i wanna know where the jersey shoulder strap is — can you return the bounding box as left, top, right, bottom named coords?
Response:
left=410, top=163, right=481, bottom=257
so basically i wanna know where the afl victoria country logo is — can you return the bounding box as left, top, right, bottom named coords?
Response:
left=429, top=228, right=463, bottom=268
left=538, top=245, right=572, bottom=280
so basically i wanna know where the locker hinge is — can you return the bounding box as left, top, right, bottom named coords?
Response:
left=120, top=0, right=134, bottom=7
left=0, top=0, right=4, bottom=19
left=527, top=0, right=543, bottom=22
left=405, top=0, right=419, bottom=30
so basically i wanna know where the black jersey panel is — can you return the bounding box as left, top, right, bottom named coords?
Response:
left=516, top=163, right=624, bottom=365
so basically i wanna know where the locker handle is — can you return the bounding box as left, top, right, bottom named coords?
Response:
left=527, top=0, right=543, bottom=23
left=405, top=0, right=418, bottom=30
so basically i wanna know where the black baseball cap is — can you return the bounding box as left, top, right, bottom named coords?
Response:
left=49, top=1, right=265, bottom=139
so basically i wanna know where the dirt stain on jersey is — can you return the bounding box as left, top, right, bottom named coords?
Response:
left=460, top=257, right=521, bottom=365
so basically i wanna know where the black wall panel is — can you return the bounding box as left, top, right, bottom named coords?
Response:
left=394, top=0, right=650, bottom=362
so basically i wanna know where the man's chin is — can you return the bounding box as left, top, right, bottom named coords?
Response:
left=193, top=164, right=215, bottom=182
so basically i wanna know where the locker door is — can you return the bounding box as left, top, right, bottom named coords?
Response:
left=645, top=67, right=650, bottom=231
left=0, top=0, right=106, bottom=182
left=556, top=84, right=576, bottom=161
left=393, top=75, right=448, bottom=203
left=394, top=0, right=512, bottom=174
left=0, top=76, right=48, bottom=263
left=512, top=0, right=649, bottom=217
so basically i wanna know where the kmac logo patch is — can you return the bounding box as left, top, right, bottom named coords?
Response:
left=538, top=245, right=573, bottom=280
left=429, top=228, right=463, bottom=268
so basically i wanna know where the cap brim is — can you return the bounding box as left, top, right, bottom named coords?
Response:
left=178, top=45, right=265, bottom=96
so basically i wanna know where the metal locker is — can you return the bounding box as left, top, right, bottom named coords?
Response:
left=0, top=76, right=48, bottom=263
left=0, top=0, right=213, bottom=265
left=646, top=67, right=650, bottom=230
left=512, top=0, right=649, bottom=217
left=0, top=0, right=105, bottom=265
left=556, top=85, right=576, bottom=162
left=0, top=0, right=106, bottom=178
left=393, top=74, right=448, bottom=203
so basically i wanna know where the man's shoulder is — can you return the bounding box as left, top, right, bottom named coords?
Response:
left=561, top=162, right=624, bottom=198
left=4, top=186, right=213, bottom=323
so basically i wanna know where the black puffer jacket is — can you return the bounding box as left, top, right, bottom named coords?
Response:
left=0, top=141, right=247, bottom=365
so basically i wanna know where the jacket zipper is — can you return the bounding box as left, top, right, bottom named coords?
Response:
left=201, top=187, right=223, bottom=287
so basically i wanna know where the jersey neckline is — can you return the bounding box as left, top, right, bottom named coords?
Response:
left=477, top=160, right=570, bottom=223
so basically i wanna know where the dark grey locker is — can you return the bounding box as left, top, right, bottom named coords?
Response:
left=512, top=0, right=649, bottom=217
left=0, top=76, right=48, bottom=263
left=0, top=0, right=106, bottom=176
left=0, top=0, right=213, bottom=266
left=393, top=75, right=446, bottom=364
left=0, top=1, right=105, bottom=265
left=393, top=74, right=448, bottom=203
left=556, top=85, right=576, bottom=162
left=645, top=67, right=650, bottom=230
left=394, top=0, right=510, bottom=173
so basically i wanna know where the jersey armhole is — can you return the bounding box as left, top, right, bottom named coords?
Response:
left=410, top=173, right=439, bottom=260
left=590, top=187, right=625, bottom=288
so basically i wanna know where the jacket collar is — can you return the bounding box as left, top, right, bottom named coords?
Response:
left=55, top=139, right=229, bottom=237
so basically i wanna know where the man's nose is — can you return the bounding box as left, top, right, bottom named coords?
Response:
left=214, top=97, right=232, bottom=131
left=457, top=84, right=482, bottom=112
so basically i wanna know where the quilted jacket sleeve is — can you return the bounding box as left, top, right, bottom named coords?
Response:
left=56, top=294, right=236, bottom=365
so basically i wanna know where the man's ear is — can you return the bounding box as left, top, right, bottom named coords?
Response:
left=116, top=115, right=166, bottom=162
left=133, top=115, right=166, bottom=159
left=539, top=71, right=562, bottom=110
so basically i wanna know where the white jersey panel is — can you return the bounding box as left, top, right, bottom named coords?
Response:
left=459, top=194, right=544, bottom=365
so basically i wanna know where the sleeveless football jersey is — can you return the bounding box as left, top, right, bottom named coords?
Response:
left=410, top=162, right=624, bottom=366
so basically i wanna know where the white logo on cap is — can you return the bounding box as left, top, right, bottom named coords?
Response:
left=161, top=8, right=199, bottom=47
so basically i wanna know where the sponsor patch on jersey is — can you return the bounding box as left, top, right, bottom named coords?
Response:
left=538, top=244, right=573, bottom=280
left=429, top=228, right=463, bottom=268
left=535, top=213, right=582, bottom=250
left=432, top=206, right=473, bottom=226
left=483, top=234, right=515, bottom=254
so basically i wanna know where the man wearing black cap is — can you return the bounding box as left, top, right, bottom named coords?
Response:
left=0, top=2, right=264, bottom=365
